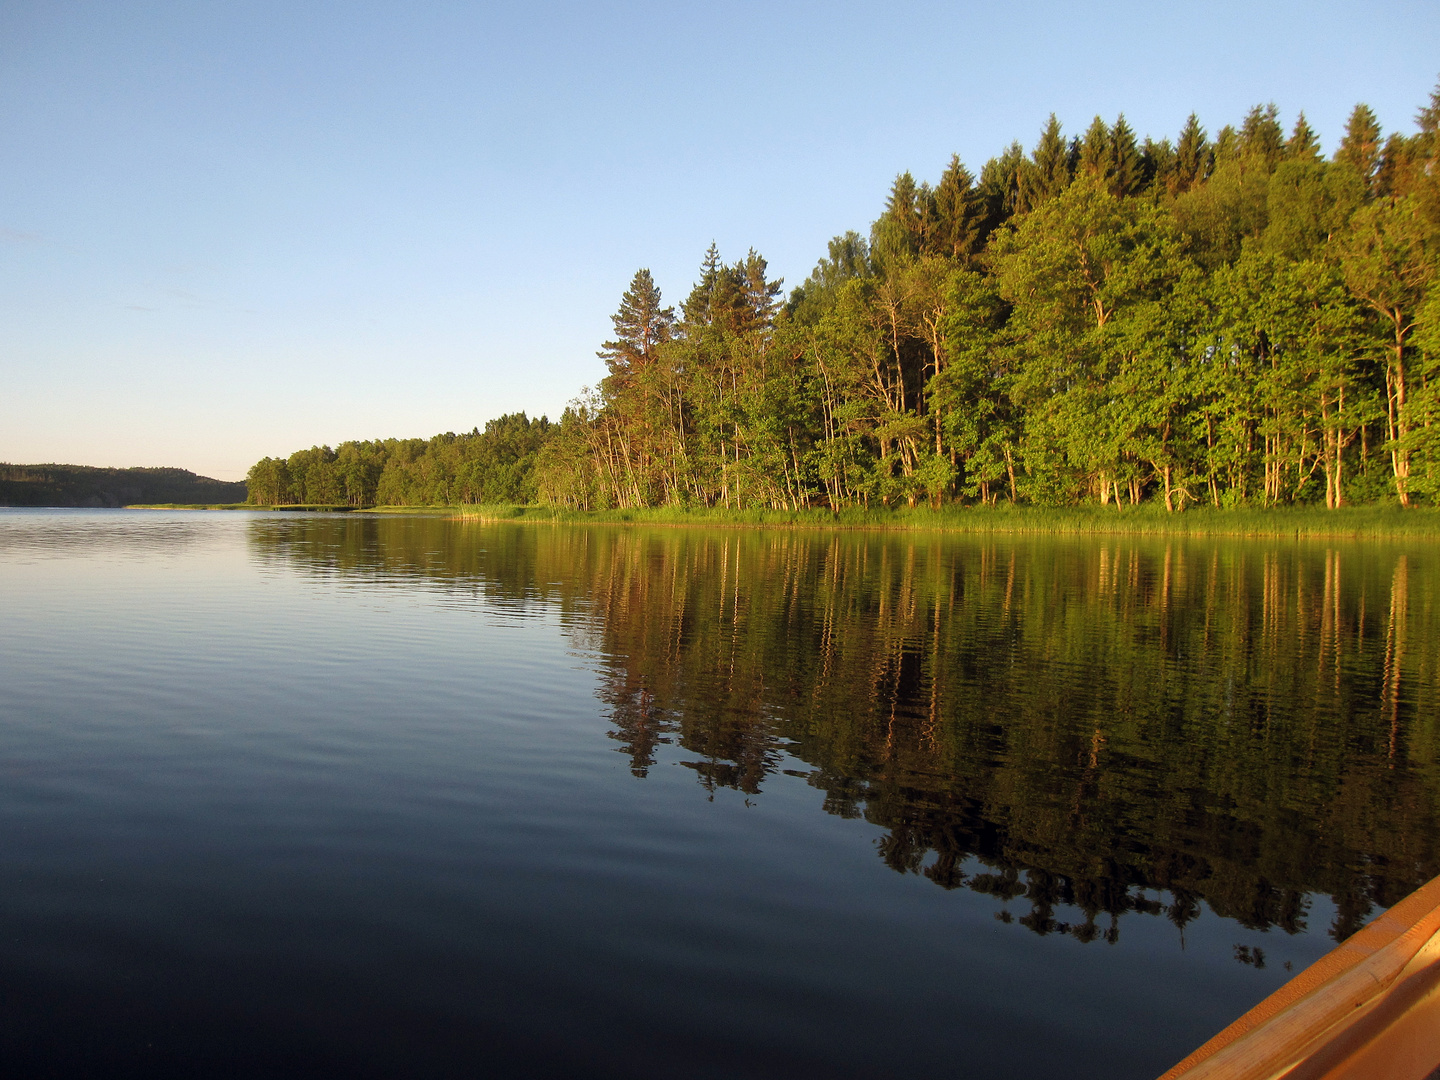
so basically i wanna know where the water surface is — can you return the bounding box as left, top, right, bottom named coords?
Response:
left=2, top=509, right=1437, bottom=1078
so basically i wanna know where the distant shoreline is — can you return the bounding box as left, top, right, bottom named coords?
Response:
left=121, top=502, right=1440, bottom=540
left=1, top=464, right=245, bottom=508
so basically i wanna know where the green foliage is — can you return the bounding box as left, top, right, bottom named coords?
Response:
left=1018, top=113, right=1075, bottom=212
left=527, top=80, right=1440, bottom=515
left=247, top=413, right=552, bottom=507
left=1337, top=103, right=1384, bottom=195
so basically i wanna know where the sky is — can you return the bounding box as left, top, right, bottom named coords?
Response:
left=2, top=1, right=1438, bottom=481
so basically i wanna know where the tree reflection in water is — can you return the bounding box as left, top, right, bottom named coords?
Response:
left=251, top=517, right=1440, bottom=949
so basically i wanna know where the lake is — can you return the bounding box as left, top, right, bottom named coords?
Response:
left=1, top=508, right=1437, bottom=1078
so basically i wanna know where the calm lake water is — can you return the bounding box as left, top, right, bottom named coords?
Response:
left=2, top=509, right=1437, bottom=1079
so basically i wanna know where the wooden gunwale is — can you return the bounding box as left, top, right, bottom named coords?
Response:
left=1158, top=873, right=1440, bottom=1080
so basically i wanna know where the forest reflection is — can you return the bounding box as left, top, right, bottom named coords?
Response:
left=250, top=516, right=1440, bottom=947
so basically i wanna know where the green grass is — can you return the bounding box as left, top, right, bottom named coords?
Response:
left=130, top=503, right=379, bottom=512
left=126, top=502, right=258, bottom=511
left=366, top=505, right=467, bottom=515
left=128, top=503, right=481, bottom=514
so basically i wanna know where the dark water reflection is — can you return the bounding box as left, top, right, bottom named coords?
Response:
left=253, top=517, right=1440, bottom=946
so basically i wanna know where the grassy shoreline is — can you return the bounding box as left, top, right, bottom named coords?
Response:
left=124, top=501, right=1440, bottom=539
left=454, top=503, right=1440, bottom=539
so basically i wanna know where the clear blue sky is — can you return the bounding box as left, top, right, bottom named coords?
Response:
left=2, top=0, right=1437, bottom=480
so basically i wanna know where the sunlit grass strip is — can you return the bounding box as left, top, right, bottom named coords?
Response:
left=131, top=503, right=464, bottom=513
left=126, top=502, right=258, bottom=510
left=449, top=503, right=1440, bottom=538
left=129, top=503, right=370, bottom=511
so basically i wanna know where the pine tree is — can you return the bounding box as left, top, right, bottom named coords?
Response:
left=1335, top=103, right=1383, bottom=195
left=739, top=249, right=783, bottom=332
left=598, top=269, right=675, bottom=381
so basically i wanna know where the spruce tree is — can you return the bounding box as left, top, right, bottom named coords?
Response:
left=979, top=141, right=1026, bottom=230
left=1418, top=78, right=1440, bottom=136
left=1213, top=124, right=1239, bottom=163
left=1018, top=115, right=1074, bottom=212
left=1239, top=104, right=1284, bottom=167
left=1141, top=137, right=1176, bottom=195
left=1376, top=133, right=1417, bottom=198
left=1106, top=114, right=1143, bottom=196
left=682, top=243, right=723, bottom=327
left=1078, top=116, right=1109, bottom=176
left=872, top=171, right=926, bottom=266
left=929, top=154, right=984, bottom=260
left=1336, top=103, right=1383, bottom=195
left=1415, top=77, right=1440, bottom=161
left=1285, top=112, right=1322, bottom=161
left=1174, top=114, right=1211, bottom=192
left=708, top=262, right=748, bottom=333
left=1414, top=78, right=1440, bottom=226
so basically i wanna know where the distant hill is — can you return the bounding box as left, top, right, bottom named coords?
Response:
left=0, top=464, right=247, bottom=507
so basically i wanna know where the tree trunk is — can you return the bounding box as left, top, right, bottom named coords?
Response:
left=1387, top=324, right=1411, bottom=507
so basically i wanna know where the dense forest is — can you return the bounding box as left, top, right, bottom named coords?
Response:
left=0, top=464, right=246, bottom=507
left=244, top=413, right=551, bottom=506
left=251, top=82, right=1440, bottom=512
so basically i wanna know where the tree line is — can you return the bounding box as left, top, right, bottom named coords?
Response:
left=245, top=412, right=551, bottom=506
left=252, top=82, right=1440, bottom=511
left=0, top=464, right=245, bottom=507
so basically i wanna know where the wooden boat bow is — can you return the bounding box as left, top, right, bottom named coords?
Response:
left=1159, top=873, right=1440, bottom=1080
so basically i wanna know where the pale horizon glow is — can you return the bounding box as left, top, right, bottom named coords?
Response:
left=2, top=0, right=1437, bottom=480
